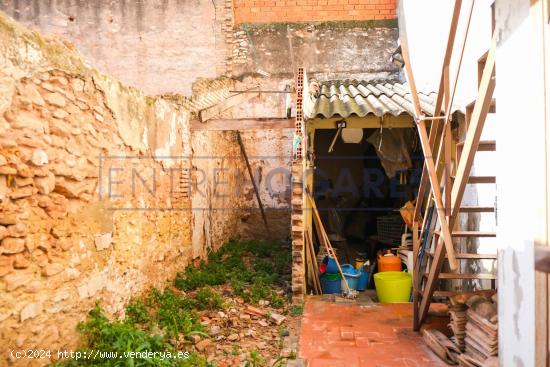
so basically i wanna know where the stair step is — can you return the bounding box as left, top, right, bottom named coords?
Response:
left=466, top=98, right=496, bottom=114
left=434, top=230, right=496, bottom=237
left=423, top=272, right=496, bottom=280
left=459, top=206, right=495, bottom=213
left=427, top=252, right=497, bottom=259
left=416, top=289, right=496, bottom=298
left=456, top=140, right=496, bottom=151
left=451, top=175, right=496, bottom=184
left=439, top=273, right=496, bottom=280
left=417, top=290, right=497, bottom=299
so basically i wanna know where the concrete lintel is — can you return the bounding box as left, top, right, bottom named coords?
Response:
left=190, top=117, right=295, bottom=131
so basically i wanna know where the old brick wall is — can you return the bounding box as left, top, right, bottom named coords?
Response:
left=234, top=0, right=397, bottom=24
left=0, top=13, right=232, bottom=365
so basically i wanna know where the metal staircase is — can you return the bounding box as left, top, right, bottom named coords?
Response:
left=400, top=0, right=498, bottom=330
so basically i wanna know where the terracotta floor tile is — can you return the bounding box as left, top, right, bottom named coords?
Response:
left=299, top=299, right=447, bottom=367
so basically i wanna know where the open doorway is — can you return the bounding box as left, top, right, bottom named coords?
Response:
left=311, top=127, right=424, bottom=276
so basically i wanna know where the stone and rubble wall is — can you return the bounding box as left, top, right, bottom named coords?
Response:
left=0, top=13, right=238, bottom=365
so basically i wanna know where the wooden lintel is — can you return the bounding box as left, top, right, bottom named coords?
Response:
left=198, top=87, right=260, bottom=122
left=308, top=114, right=414, bottom=129
left=191, top=118, right=295, bottom=131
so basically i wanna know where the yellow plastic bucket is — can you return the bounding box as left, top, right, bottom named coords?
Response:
left=374, top=271, right=412, bottom=303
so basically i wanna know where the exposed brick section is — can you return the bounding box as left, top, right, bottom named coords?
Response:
left=233, top=0, right=397, bottom=24
left=290, top=68, right=305, bottom=303
left=214, top=0, right=236, bottom=76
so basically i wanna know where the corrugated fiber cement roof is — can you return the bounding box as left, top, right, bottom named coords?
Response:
left=308, top=80, right=451, bottom=120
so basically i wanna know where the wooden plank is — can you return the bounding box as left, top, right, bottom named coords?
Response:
left=401, top=29, right=458, bottom=272
left=415, top=289, right=497, bottom=298
left=427, top=252, right=497, bottom=259
left=456, top=140, right=496, bottom=151
left=198, top=86, right=260, bottom=122
left=191, top=117, right=295, bottom=131
left=428, top=273, right=496, bottom=280
left=452, top=175, right=496, bottom=184
left=412, top=218, right=420, bottom=331
left=419, top=35, right=497, bottom=325
left=459, top=206, right=495, bottom=213
left=236, top=132, right=270, bottom=235
left=307, top=192, right=352, bottom=294
left=434, top=230, right=496, bottom=238
left=432, top=289, right=496, bottom=298
left=445, top=121, right=452, bottom=216
left=305, top=232, right=322, bottom=294
left=443, top=65, right=451, bottom=217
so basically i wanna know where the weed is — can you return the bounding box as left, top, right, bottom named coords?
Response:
left=62, top=305, right=172, bottom=366
left=125, top=298, right=149, bottom=325
left=289, top=305, right=304, bottom=316
left=192, top=287, right=225, bottom=310
left=56, top=240, right=292, bottom=367
left=150, top=288, right=203, bottom=340
left=270, top=294, right=285, bottom=309
left=245, top=350, right=266, bottom=367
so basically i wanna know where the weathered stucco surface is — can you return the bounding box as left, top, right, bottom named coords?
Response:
left=231, top=22, right=400, bottom=81
left=0, top=0, right=230, bottom=95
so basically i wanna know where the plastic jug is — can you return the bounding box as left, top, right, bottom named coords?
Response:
left=378, top=251, right=402, bottom=272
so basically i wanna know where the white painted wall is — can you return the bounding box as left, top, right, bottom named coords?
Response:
left=495, top=0, right=548, bottom=365
left=400, top=0, right=549, bottom=365
left=398, top=0, right=493, bottom=107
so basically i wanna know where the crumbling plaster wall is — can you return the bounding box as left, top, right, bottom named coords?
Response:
left=0, top=13, right=211, bottom=365
left=0, top=0, right=235, bottom=95
left=190, top=130, right=246, bottom=258
left=237, top=128, right=294, bottom=241
left=229, top=21, right=401, bottom=122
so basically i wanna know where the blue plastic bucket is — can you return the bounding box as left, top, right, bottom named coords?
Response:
left=341, top=264, right=361, bottom=290
left=320, top=273, right=342, bottom=294
left=357, top=269, right=370, bottom=291
left=323, top=256, right=339, bottom=274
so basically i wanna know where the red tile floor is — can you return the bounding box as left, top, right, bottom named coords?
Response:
left=298, top=297, right=448, bottom=367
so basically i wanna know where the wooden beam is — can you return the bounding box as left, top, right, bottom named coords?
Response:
left=198, top=86, right=260, bottom=122
left=236, top=132, right=270, bottom=235
left=418, top=34, right=497, bottom=325
left=401, top=34, right=458, bottom=272
left=191, top=118, right=295, bottom=131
